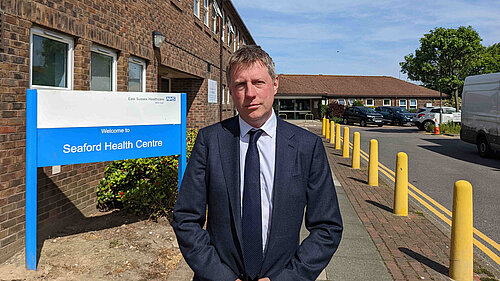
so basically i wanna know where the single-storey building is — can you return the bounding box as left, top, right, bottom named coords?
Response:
left=0, top=0, right=252, bottom=263
left=275, top=74, right=447, bottom=119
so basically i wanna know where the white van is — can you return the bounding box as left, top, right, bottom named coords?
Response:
left=460, top=72, right=500, bottom=157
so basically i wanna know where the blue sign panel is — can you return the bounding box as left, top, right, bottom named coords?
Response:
left=37, top=124, right=181, bottom=166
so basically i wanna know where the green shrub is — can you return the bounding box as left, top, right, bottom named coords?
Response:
left=97, top=129, right=198, bottom=219
left=425, top=123, right=435, bottom=133
left=353, top=100, right=364, bottom=106
left=440, top=122, right=461, bottom=134
left=331, top=117, right=343, bottom=124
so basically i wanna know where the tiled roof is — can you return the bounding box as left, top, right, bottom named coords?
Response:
left=277, top=74, right=444, bottom=98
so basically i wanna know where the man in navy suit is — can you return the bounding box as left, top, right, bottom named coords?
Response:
left=173, top=45, right=343, bottom=281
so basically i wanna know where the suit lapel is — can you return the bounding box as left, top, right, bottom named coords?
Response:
left=261, top=118, right=296, bottom=272
left=218, top=117, right=243, bottom=248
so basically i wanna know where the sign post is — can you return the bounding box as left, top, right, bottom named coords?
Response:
left=25, top=90, right=187, bottom=270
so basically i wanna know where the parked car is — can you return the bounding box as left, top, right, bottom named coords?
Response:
left=375, top=106, right=414, bottom=125
left=460, top=72, right=500, bottom=157
left=413, top=106, right=461, bottom=131
left=343, top=106, right=384, bottom=127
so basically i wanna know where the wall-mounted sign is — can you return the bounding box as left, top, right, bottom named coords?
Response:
left=25, top=90, right=187, bottom=270
left=208, top=79, right=218, bottom=104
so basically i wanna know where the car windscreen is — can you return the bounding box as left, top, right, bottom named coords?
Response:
left=358, top=107, right=376, bottom=113
left=393, top=107, right=410, bottom=113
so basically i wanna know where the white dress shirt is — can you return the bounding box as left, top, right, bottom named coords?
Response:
left=239, top=112, right=277, bottom=252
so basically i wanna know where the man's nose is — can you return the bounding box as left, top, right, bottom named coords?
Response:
left=245, top=83, right=257, bottom=98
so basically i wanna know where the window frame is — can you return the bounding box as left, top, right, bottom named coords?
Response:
left=212, top=0, right=221, bottom=34
left=90, top=45, right=117, bottom=91
left=337, top=98, right=346, bottom=105
left=30, top=27, right=74, bottom=90
left=128, top=57, right=147, bottom=92
left=365, top=98, right=374, bottom=106
left=194, top=0, right=200, bottom=18
left=348, top=98, right=355, bottom=106
left=203, top=0, right=210, bottom=27
left=383, top=99, right=391, bottom=106
left=409, top=99, right=417, bottom=109
left=399, top=99, right=407, bottom=108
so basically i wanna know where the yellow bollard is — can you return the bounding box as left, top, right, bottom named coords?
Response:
left=368, top=139, right=378, bottom=186
left=352, top=132, right=360, bottom=169
left=449, top=180, right=473, bottom=281
left=342, top=127, right=349, bottom=158
left=330, top=121, right=335, bottom=144
left=335, top=124, right=341, bottom=150
left=393, top=152, right=408, bottom=216
left=326, top=119, right=330, bottom=140
left=322, top=118, right=326, bottom=136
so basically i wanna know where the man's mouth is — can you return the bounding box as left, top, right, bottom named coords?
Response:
left=246, top=104, right=260, bottom=109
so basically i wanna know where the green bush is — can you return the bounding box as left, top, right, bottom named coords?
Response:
left=425, top=123, right=435, bottom=133
left=440, top=122, right=461, bottom=134
left=97, top=129, right=198, bottom=219
left=331, top=117, right=343, bottom=124
left=353, top=100, right=364, bottom=106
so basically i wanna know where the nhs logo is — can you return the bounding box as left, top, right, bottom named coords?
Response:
left=166, top=96, right=177, bottom=102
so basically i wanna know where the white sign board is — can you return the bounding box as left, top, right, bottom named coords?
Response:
left=208, top=79, right=218, bottom=104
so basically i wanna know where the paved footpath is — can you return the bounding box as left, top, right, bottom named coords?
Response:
left=168, top=120, right=497, bottom=280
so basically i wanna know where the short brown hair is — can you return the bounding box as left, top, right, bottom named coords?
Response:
left=226, top=45, right=276, bottom=84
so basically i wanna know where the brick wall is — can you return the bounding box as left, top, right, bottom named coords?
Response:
left=0, top=0, right=248, bottom=263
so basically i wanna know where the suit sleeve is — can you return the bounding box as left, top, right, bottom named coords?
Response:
left=270, top=136, right=343, bottom=281
left=172, top=129, right=239, bottom=281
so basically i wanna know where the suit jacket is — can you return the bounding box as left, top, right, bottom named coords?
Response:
left=173, top=116, right=343, bottom=281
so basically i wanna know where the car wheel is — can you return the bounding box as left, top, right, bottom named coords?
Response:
left=477, top=136, right=492, bottom=158
left=416, top=124, right=424, bottom=131
left=423, top=121, right=433, bottom=132
left=360, top=119, right=367, bottom=127
left=343, top=118, right=348, bottom=125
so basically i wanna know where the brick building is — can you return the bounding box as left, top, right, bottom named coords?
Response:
left=0, top=0, right=254, bottom=263
left=276, top=74, right=446, bottom=119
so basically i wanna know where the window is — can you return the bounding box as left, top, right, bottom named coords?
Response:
left=30, top=27, right=73, bottom=89
left=348, top=98, right=355, bottom=105
left=409, top=99, right=417, bottom=109
left=90, top=46, right=117, bottom=91
left=222, top=85, right=225, bottom=104
left=128, top=57, right=146, bottom=92
left=383, top=99, right=391, bottom=106
left=194, top=0, right=200, bottom=18
left=399, top=99, right=407, bottom=108
left=337, top=99, right=345, bottom=105
left=365, top=99, right=374, bottom=106
left=234, top=29, right=238, bottom=52
left=227, top=17, right=233, bottom=47
left=236, top=31, right=240, bottom=50
left=203, top=0, right=209, bottom=27
left=212, top=1, right=221, bottom=34
left=226, top=87, right=230, bottom=104
left=221, top=12, right=225, bottom=42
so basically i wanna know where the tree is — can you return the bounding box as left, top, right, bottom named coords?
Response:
left=480, top=43, right=500, bottom=74
left=400, top=26, right=484, bottom=110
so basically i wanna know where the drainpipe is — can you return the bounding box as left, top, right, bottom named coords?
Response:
left=219, top=0, right=224, bottom=122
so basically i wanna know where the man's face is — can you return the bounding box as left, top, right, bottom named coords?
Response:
left=229, top=61, right=279, bottom=128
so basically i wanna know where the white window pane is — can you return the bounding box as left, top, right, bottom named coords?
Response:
left=91, top=52, right=113, bottom=91
left=129, top=62, right=143, bottom=92
left=32, top=34, right=68, bottom=87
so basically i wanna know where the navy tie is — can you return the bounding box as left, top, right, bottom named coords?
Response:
left=242, top=129, right=264, bottom=280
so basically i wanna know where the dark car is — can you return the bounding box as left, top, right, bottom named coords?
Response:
left=375, top=106, right=414, bottom=126
left=343, top=106, right=384, bottom=127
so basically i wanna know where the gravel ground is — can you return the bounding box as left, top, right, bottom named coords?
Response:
left=0, top=210, right=182, bottom=281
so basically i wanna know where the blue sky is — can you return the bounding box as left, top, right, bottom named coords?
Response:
left=231, top=0, right=500, bottom=81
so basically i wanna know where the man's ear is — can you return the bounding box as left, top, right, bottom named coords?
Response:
left=273, top=75, right=279, bottom=95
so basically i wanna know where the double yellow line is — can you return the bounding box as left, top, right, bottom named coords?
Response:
left=339, top=136, right=500, bottom=266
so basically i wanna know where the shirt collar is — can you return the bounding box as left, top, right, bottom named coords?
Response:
left=239, top=109, right=277, bottom=139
